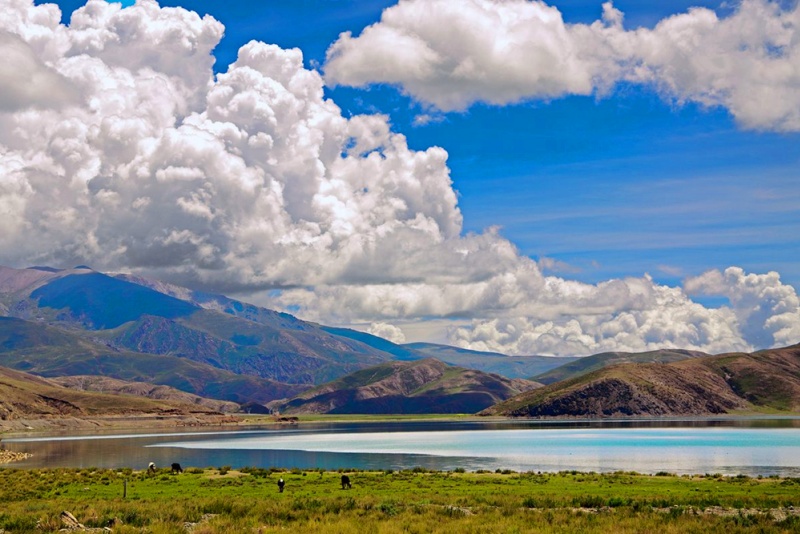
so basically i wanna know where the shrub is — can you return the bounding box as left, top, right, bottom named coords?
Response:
left=378, top=501, right=399, bottom=516
left=574, top=495, right=605, bottom=508
left=240, top=467, right=270, bottom=478
left=607, top=496, right=628, bottom=507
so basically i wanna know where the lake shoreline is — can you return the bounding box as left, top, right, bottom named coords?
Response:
left=3, top=411, right=800, bottom=436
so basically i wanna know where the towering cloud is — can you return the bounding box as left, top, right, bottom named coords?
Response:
left=685, top=268, right=800, bottom=349
left=325, top=0, right=800, bottom=132
left=0, top=0, right=796, bottom=355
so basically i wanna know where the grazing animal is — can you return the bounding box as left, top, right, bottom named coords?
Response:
left=147, top=462, right=156, bottom=474
left=171, top=463, right=183, bottom=474
left=341, top=474, right=351, bottom=489
left=277, top=477, right=285, bottom=493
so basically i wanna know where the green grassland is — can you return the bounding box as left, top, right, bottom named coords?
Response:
left=1, top=467, right=799, bottom=533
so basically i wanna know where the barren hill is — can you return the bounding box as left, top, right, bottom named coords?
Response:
left=532, top=349, right=707, bottom=385
left=0, top=365, right=225, bottom=423
left=481, top=344, right=800, bottom=418
left=51, top=375, right=240, bottom=413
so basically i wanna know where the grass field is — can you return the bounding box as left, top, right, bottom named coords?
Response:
left=1, top=467, right=799, bottom=533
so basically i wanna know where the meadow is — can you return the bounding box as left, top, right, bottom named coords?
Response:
left=1, top=467, right=799, bottom=533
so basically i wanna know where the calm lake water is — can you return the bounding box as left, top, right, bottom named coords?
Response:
left=4, top=418, right=800, bottom=477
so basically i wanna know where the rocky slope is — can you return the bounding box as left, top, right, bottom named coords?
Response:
left=278, top=358, right=541, bottom=414
left=482, top=344, right=800, bottom=417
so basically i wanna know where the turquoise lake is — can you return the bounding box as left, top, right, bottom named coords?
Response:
left=5, top=418, right=800, bottom=476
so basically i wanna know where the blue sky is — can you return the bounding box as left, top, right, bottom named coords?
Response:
left=8, top=0, right=800, bottom=354
left=102, top=0, right=799, bottom=291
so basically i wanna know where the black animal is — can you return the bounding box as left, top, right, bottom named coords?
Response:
left=277, top=477, right=285, bottom=493
left=340, top=474, right=351, bottom=489
left=171, top=463, right=183, bottom=474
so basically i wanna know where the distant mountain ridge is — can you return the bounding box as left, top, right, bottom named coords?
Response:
left=481, top=344, right=800, bottom=418
left=405, top=342, right=577, bottom=379
left=278, top=358, right=541, bottom=414
left=0, top=265, right=403, bottom=386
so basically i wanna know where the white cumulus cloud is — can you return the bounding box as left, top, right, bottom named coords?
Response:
left=325, top=0, right=800, bottom=131
left=685, top=267, right=800, bottom=349
left=0, top=0, right=795, bottom=357
left=368, top=322, right=407, bottom=344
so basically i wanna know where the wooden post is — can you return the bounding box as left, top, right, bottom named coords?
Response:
left=123, top=479, right=127, bottom=499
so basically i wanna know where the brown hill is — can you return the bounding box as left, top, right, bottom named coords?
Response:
left=51, top=376, right=240, bottom=413
left=531, top=349, right=707, bottom=385
left=0, top=366, right=227, bottom=423
left=481, top=344, right=800, bottom=418
left=278, top=358, right=541, bottom=414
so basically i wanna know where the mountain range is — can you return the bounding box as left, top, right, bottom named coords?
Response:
left=0, top=265, right=562, bottom=411
left=1, top=264, right=798, bottom=419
